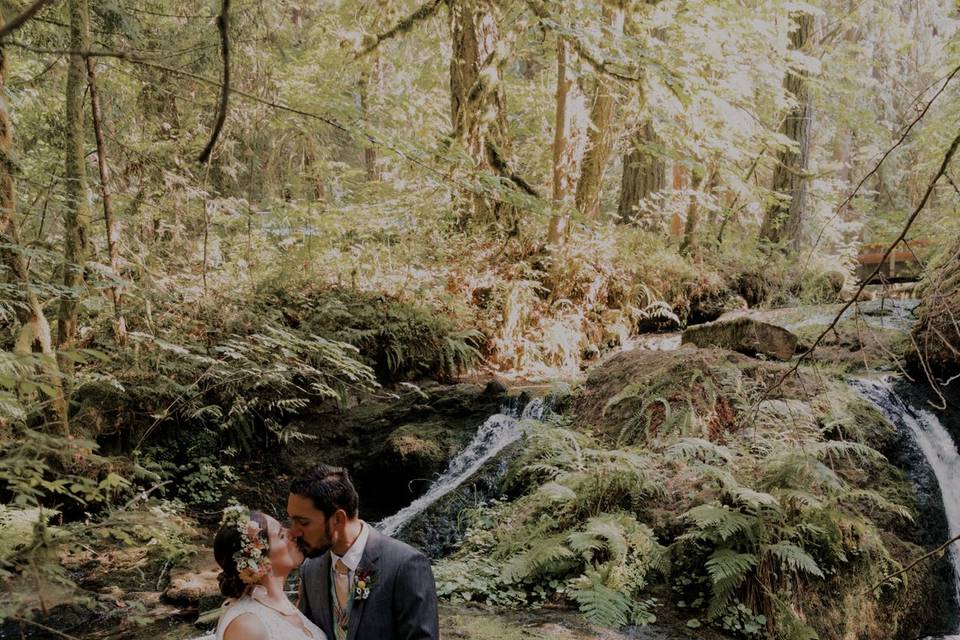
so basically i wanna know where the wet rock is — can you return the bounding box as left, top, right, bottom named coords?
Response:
left=682, top=317, right=797, bottom=361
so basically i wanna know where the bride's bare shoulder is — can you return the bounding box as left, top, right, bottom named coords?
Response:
left=222, top=611, right=268, bottom=640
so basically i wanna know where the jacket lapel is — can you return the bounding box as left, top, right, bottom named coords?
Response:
left=314, top=552, right=335, bottom=640
left=347, top=529, right=381, bottom=640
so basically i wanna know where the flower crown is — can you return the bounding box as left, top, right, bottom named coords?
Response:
left=220, top=505, right=272, bottom=585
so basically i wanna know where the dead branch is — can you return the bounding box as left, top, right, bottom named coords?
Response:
left=757, top=128, right=960, bottom=404
left=0, top=0, right=58, bottom=41
left=197, top=0, right=230, bottom=163
left=865, top=532, right=960, bottom=594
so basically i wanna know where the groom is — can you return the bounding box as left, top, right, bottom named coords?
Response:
left=287, top=463, right=439, bottom=640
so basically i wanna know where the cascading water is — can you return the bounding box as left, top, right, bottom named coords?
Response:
left=853, top=378, right=960, bottom=638
left=376, top=397, right=547, bottom=537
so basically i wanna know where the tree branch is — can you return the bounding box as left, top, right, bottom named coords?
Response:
left=800, top=62, right=960, bottom=274
left=0, top=0, right=58, bottom=41
left=865, top=532, right=960, bottom=594
left=757, top=128, right=960, bottom=404
left=358, top=0, right=444, bottom=57
left=197, top=0, right=230, bottom=163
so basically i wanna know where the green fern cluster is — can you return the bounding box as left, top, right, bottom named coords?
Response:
left=437, top=426, right=667, bottom=628
left=669, top=436, right=907, bottom=637
left=264, top=287, right=481, bottom=383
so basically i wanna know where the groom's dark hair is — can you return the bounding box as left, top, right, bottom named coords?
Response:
left=290, top=463, right=359, bottom=518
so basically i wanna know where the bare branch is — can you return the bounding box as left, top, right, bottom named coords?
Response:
left=758, top=128, right=960, bottom=403
left=800, top=63, right=960, bottom=273
left=0, top=0, right=58, bottom=41
left=198, top=0, right=230, bottom=164
left=865, top=532, right=960, bottom=594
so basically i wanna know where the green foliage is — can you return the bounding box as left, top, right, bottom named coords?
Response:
left=437, top=426, right=665, bottom=627
left=259, top=287, right=481, bottom=383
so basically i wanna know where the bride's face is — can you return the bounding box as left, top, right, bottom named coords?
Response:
left=264, top=515, right=304, bottom=574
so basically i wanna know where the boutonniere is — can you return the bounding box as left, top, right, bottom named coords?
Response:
left=354, top=568, right=377, bottom=600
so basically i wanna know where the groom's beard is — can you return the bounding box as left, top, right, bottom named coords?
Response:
left=295, top=519, right=335, bottom=558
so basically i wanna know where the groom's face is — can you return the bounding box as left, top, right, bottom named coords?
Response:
left=287, top=492, right=334, bottom=556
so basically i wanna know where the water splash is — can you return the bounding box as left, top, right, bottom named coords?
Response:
left=375, top=397, right=547, bottom=537
left=853, top=378, right=960, bottom=635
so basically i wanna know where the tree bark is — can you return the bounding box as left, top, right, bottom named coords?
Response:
left=0, top=29, right=69, bottom=434
left=574, top=0, right=625, bottom=220
left=449, top=0, right=511, bottom=226
left=360, top=57, right=384, bottom=182
left=680, top=169, right=707, bottom=256
left=760, top=11, right=814, bottom=249
left=547, top=38, right=587, bottom=247
left=617, top=121, right=666, bottom=223
left=86, top=57, right=126, bottom=344
left=57, top=0, right=91, bottom=380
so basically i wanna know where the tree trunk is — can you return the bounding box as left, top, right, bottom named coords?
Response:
left=760, top=11, right=814, bottom=249
left=680, top=169, right=706, bottom=257
left=574, top=0, right=625, bottom=220
left=57, top=0, right=91, bottom=380
left=449, top=0, right=510, bottom=226
left=360, top=57, right=384, bottom=182
left=0, top=31, right=70, bottom=434
left=547, top=38, right=587, bottom=247
left=86, top=57, right=126, bottom=344
left=617, top=121, right=666, bottom=223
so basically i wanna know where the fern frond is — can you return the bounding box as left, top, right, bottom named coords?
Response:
left=681, top=504, right=757, bottom=542
left=503, top=536, right=576, bottom=582
left=665, top=437, right=734, bottom=464
left=705, top=548, right=757, bottom=584
left=763, top=542, right=824, bottom=578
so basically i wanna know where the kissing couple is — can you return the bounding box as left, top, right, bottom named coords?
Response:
left=211, top=463, right=439, bottom=640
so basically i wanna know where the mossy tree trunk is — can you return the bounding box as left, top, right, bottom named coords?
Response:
left=760, top=11, right=814, bottom=250
left=0, top=25, right=70, bottom=434
left=449, top=0, right=511, bottom=227
left=574, top=0, right=625, bottom=221
left=57, top=0, right=91, bottom=381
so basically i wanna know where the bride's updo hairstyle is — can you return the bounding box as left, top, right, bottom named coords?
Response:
left=213, top=506, right=272, bottom=598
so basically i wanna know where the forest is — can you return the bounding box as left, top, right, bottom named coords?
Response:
left=1, top=0, right=960, bottom=638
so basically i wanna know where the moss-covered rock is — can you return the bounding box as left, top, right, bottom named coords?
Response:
left=681, top=317, right=798, bottom=361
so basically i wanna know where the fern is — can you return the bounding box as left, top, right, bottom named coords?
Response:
left=572, top=578, right=635, bottom=628
left=680, top=504, right=757, bottom=543
left=763, top=542, right=824, bottom=578
left=503, top=535, right=576, bottom=582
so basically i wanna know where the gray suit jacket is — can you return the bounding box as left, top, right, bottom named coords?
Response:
left=298, top=528, right=439, bottom=640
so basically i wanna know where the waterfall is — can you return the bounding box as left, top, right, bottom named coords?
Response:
left=375, top=397, right=547, bottom=538
left=854, top=378, right=960, bottom=637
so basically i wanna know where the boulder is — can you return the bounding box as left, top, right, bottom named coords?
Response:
left=163, top=555, right=221, bottom=607
left=682, top=317, right=798, bottom=361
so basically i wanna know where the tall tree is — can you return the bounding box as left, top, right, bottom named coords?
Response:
left=574, top=0, right=626, bottom=220
left=617, top=121, right=666, bottom=223
left=760, top=11, right=814, bottom=249
left=449, top=0, right=511, bottom=225
left=86, top=57, right=126, bottom=344
left=57, top=0, right=92, bottom=377
left=547, top=37, right=587, bottom=247
left=0, top=19, right=69, bottom=434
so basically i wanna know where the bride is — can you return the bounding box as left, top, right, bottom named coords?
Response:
left=213, top=505, right=326, bottom=640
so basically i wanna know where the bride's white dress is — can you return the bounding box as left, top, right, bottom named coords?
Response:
left=215, top=588, right=326, bottom=640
